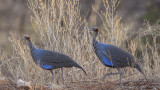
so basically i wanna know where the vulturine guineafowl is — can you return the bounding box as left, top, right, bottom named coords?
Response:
left=22, top=35, right=87, bottom=84
left=88, top=27, right=147, bottom=85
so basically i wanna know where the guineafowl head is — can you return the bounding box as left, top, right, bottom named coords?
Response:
left=88, top=27, right=99, bottom=38
left=88, top=27, right=99, bottom=32
left=22, top=35, right=31, bottom=41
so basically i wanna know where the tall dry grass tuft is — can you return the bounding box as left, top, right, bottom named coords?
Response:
left=1, top=0, right=160, bottom=89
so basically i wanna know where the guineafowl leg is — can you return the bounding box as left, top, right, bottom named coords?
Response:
left=116, top=68, right=122, bottom=86
left=48, top=70, right=54, bottom=89
left=50, top=70, right=54, bottom=83
left=102, top=68, right=120, bottom=80
left=61, top=68, right=65, bottom=84
left=102, top=68, right=122, bottom=85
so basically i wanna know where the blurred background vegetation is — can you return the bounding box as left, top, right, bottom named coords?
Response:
left=0, top=0, right=160, bottom=53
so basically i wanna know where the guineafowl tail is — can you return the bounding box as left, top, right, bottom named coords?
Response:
left=134, top=63, right=148, bottom=81
left=75, top=64, right=87, bottom=75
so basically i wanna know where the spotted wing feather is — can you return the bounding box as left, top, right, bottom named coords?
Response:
left=96, top=42, right=135, bottom=67
left=39, top=50, right=78, bottom=69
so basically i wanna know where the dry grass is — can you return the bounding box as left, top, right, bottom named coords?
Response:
left=0, top=0, right=160, bottom=89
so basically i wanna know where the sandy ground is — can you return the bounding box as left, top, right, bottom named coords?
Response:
left=0, top=79, right=160, bottom=90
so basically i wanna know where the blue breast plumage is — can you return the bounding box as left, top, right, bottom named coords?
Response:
left=30, top=48, right=54, bottom=70
left=93, top=41, right=115, bottom=67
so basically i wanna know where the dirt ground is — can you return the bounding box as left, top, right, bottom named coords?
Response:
left=0, top=79, right=160, bottom=90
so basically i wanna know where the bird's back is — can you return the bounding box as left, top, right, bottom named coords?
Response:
left=94, top=41, right=135, bottom=68
left=30, top=48, right=83, bottom=70
left=40, top=50, right=79, bottom=69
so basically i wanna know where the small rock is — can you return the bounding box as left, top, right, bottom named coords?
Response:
left=17, top=79, right=31, bottom=89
